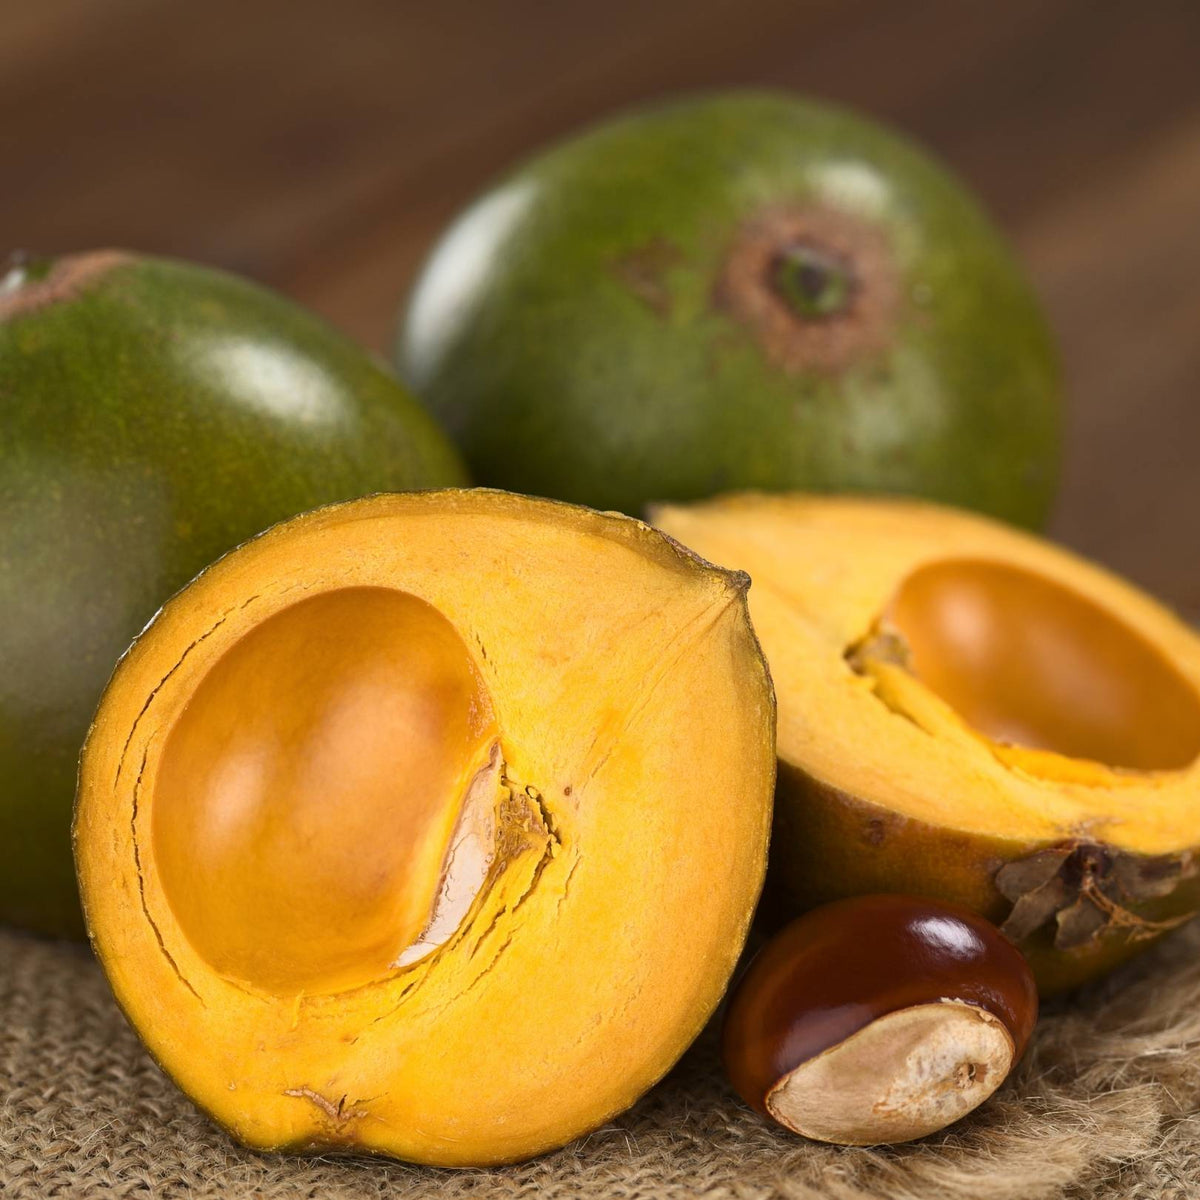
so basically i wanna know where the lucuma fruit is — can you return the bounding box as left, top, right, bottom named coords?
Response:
left=1, top=251, right=466, bottom=937
left=654, top=494, right=1200, bottom=995
left=74, top=489, right=775, bottom=1166
left=397, top=90, right=1061, bottom=526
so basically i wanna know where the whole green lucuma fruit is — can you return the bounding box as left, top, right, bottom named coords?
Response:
left=396, top=90, right=1061, bottom=525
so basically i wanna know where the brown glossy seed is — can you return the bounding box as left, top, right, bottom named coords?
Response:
left=722, top=895, right=1038, bottom=1145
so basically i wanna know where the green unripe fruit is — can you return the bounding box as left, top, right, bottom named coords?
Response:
left=396, top=91, right=1061, bottom=526
left=1, top=251, right=467, bottom=936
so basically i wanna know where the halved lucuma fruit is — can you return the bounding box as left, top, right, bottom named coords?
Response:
left=652, top=494, right=1200, bottom=995
left=74, top=490, right=775, bottom=1166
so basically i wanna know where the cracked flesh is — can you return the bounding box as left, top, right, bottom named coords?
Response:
left=885, top=558, right=1200, bottom=772
left=153, top=586, right=498, bottom=995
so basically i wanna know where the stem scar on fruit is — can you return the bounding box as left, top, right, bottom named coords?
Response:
left=714, top=206, right=901, bottom=374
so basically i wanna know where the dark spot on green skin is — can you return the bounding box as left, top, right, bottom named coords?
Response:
left=613, top=238, right=683, bottom=318
left=769, top=243, right=856, bottom=321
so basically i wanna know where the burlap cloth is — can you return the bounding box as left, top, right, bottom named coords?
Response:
left=5, top=920, right=1200, bottom=1200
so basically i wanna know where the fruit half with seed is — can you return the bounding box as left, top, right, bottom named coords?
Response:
left=396, top=90, right=1060, bottom=526
left=74, top=490, right=775, bottom=1166
left=653, top=494, right=1200, bottom=993
left=722, top=895, right=1037, bottom=1144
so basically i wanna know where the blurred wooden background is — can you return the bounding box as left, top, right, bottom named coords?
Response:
left=4, top=0, right=1200, bottom=612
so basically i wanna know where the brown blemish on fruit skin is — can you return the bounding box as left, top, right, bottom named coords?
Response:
left=863, top=818, right=888, bottom=847
left=714, top=206, right=900, bottom=374
left=0, top=249, right=131, bottom=322
left=612, top=237, right=683, bottom=318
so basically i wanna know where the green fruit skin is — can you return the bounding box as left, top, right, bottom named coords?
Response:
left=397, top=91, right=1062, bottom=527
left=1, top=253, right=467, bottom=937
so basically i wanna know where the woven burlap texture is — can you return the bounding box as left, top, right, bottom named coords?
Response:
left=5, top=921, right=1200, bottom=1200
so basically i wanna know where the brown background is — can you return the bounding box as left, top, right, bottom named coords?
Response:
left=5, top=0, right=1199, bottom=612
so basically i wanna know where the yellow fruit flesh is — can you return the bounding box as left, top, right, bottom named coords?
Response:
left=75, top=490, right=775, bottom=1166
